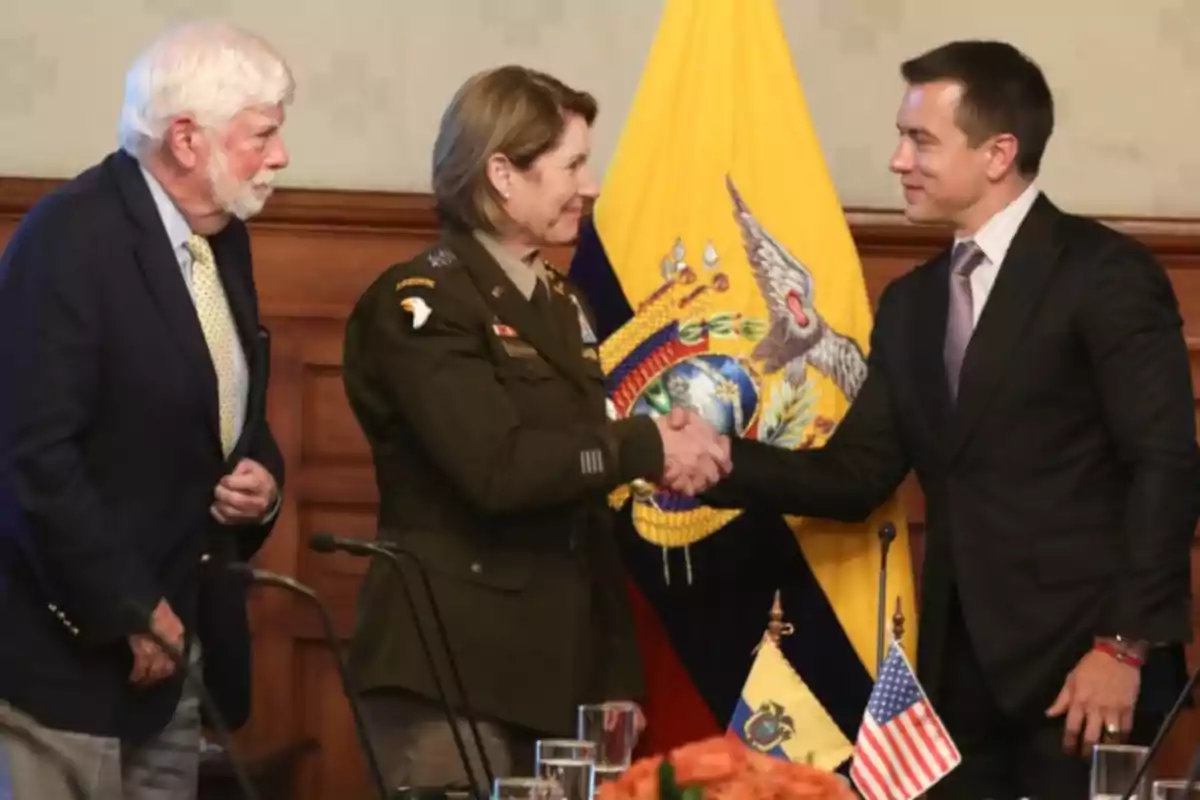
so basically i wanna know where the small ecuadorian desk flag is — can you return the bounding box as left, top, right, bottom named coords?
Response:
left=727, top=597, right=854, bottom=771
left=571, top=0, right=917, bottom=757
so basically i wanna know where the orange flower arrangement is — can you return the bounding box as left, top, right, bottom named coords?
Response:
left=596, top=735, right=856, bottom=800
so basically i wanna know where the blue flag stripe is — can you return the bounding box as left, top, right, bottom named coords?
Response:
left=728, top=697, right=788, bottom=759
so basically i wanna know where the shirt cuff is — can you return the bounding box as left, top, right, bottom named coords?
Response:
left=259, top=491, right=282, bottom=524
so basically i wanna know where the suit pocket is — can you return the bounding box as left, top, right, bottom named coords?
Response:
left=1030, top=528, right=1118, bottom=585
left=497, top=354, right=557, bottom=381
left=382, top=527, right=534, bottom=593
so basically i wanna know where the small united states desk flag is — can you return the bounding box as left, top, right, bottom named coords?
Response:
left=850, top=642, right=961, bottom=800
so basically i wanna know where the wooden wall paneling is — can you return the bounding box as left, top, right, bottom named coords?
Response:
left=2, top=177, right=1199, bottom=794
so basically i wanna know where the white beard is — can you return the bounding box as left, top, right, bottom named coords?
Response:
left=206, top=146, right=276, bottom=221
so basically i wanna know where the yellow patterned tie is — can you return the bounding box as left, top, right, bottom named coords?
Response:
left=185, top=234, right=240, bottom=457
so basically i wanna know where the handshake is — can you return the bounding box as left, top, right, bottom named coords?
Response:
left=652, top=407, right=733, bottom=495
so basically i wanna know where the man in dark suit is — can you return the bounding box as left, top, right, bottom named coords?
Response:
left=676, top=40, right=1198, bottom=798
left=343, top=66, right=729, bottom=795
left=0, top=22, right=291, bottom=800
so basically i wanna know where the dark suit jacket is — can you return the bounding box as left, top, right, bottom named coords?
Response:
left=342, top=230, right=660, bottom=735
left=708, top=195, right=1197, bottom=722
left=0, top=150, right=284, bottom=742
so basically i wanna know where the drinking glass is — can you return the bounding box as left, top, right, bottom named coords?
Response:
left=492, top=777, right=565, bottom=800
left=1152, top=781, right=1200, bottom=799
left=1091, top=743, right=1150, bottom=799
left=577, top=702, right=637, bottom=784
left=535, top=739, right=596, bottom=800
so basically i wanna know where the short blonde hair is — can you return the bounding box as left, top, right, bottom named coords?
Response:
left=431, top=65, right=597, bottom=234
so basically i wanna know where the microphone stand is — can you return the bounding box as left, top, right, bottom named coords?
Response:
left=122, top=600, right=260, bottom=800
left=875, top=522, right=897, bottom=675
left=308, top=532, right=495, bottom=798
left=1119, top=662, right=1200, bottom=799
left=225, top=563, right=390, bottom=800
left=1181, top=744, right=1200, bottom=793
left=0, top=703, right=88, bottom=800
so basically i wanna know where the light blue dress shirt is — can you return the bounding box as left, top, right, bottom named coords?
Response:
left=139, top=167, right=250, bottom=445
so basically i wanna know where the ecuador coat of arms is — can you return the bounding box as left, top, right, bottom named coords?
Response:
left=600, top=178, right=869, bottom=581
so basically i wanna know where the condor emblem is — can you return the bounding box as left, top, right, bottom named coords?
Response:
left=742, top=701, right=796, bottom=752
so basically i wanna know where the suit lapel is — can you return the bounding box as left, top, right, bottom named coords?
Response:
left=109, top=152, right=220, bottom=441
left=910, top=251, right=955, bottom=445
left=448, top=232, right=592, bottom=394
left=209, top=227, right=256, bottom=363
left=209, top=229, right=263, bottom=464
left=949, top=195, right=1064, bottom=458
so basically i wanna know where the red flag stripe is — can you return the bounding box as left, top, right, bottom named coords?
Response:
left=877, top=717, right=927, bottom=794
left=901, top=701, right=951, bottom=775
left=862, top=721, right=919, bottom=798
left=849, top=741, right=894, bottom=800
left=891, top=709, right=938, bottom=780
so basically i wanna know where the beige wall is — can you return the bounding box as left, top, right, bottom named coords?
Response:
left=2, top=0, right=1198, bottom=216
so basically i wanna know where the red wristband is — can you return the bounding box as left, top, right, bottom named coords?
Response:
left=1094, top=640, right=1145, bottom=668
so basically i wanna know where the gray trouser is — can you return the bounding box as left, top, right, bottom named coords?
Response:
left=361, top=689, right=537, bottom=796
left=1, top=647, right=203, bottom=800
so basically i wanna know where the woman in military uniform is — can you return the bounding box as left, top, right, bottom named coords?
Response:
left=341, top=65, right=729, bottom=793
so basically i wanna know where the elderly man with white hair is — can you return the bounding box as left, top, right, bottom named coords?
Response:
left=0, top=21, right=292, bottom=799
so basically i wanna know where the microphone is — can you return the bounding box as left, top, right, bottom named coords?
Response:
left=0, top=703, right=88, bottom=799
left=1117, top=662, right=1200, bottom=799
left=225, top=563, right=390, bottom=800
left=875, top=522, right=898, bottom=673
left=120, top=598, right=260, bottom=800
left=308, top=531, right=495, bottom=797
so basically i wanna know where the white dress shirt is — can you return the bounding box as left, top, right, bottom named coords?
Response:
left=953, top=182, right=1041, bottom=328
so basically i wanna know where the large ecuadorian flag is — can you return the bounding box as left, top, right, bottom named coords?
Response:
left=569, top=0, right=918, bottom=768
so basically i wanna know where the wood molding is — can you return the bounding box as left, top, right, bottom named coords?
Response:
left=8, top=174, right=1200, bottom=252
left=3, top=175, right=1199, bottom=796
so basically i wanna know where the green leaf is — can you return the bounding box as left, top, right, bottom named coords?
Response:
left=657, top=759, right=683, bottom=799
left=656, top=759, right=705, bottom=800
left=678, top=322, right=705, bottom=346
left=738, top=318, right=768, bottom=341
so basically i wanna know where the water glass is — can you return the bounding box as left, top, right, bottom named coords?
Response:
left=1091, top=743, right=1151, bottom=799
left=1152, top=781, right=1200, bottom=799
left=535, top=739, right=596, bottom=800
left=492, top=777, right=565, bottom=799
left=577, top=702, right=637, bottom=783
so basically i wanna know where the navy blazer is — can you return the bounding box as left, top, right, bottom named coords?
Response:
left=0, top=150, right=284, bottom=741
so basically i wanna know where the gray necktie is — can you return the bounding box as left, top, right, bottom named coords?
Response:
left=944, top=240, right=986, bottom=401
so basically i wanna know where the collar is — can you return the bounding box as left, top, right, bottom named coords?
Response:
left=954, top=181, right=1040, bottom=266
left=138, top=164, right=194, bottom=255
left=473, top=230, right=546, bottom=300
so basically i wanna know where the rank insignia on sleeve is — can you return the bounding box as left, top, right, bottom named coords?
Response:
left=399, top=296, right=431, bottom=329
left=396, top=277, right=436, bottom=291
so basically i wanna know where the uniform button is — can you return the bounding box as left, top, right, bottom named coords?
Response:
left=200, top=553, right=211, bottom=563
left=469, top=562, right=482, bottom=575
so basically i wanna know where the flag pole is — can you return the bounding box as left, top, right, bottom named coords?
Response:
left=891, top=596, right=905, bottom=646
left=766, top=589, right=794, bottom=645
left=767, top=592, right=811, bottom=764
left=875, top=522, right=897, bottom=673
